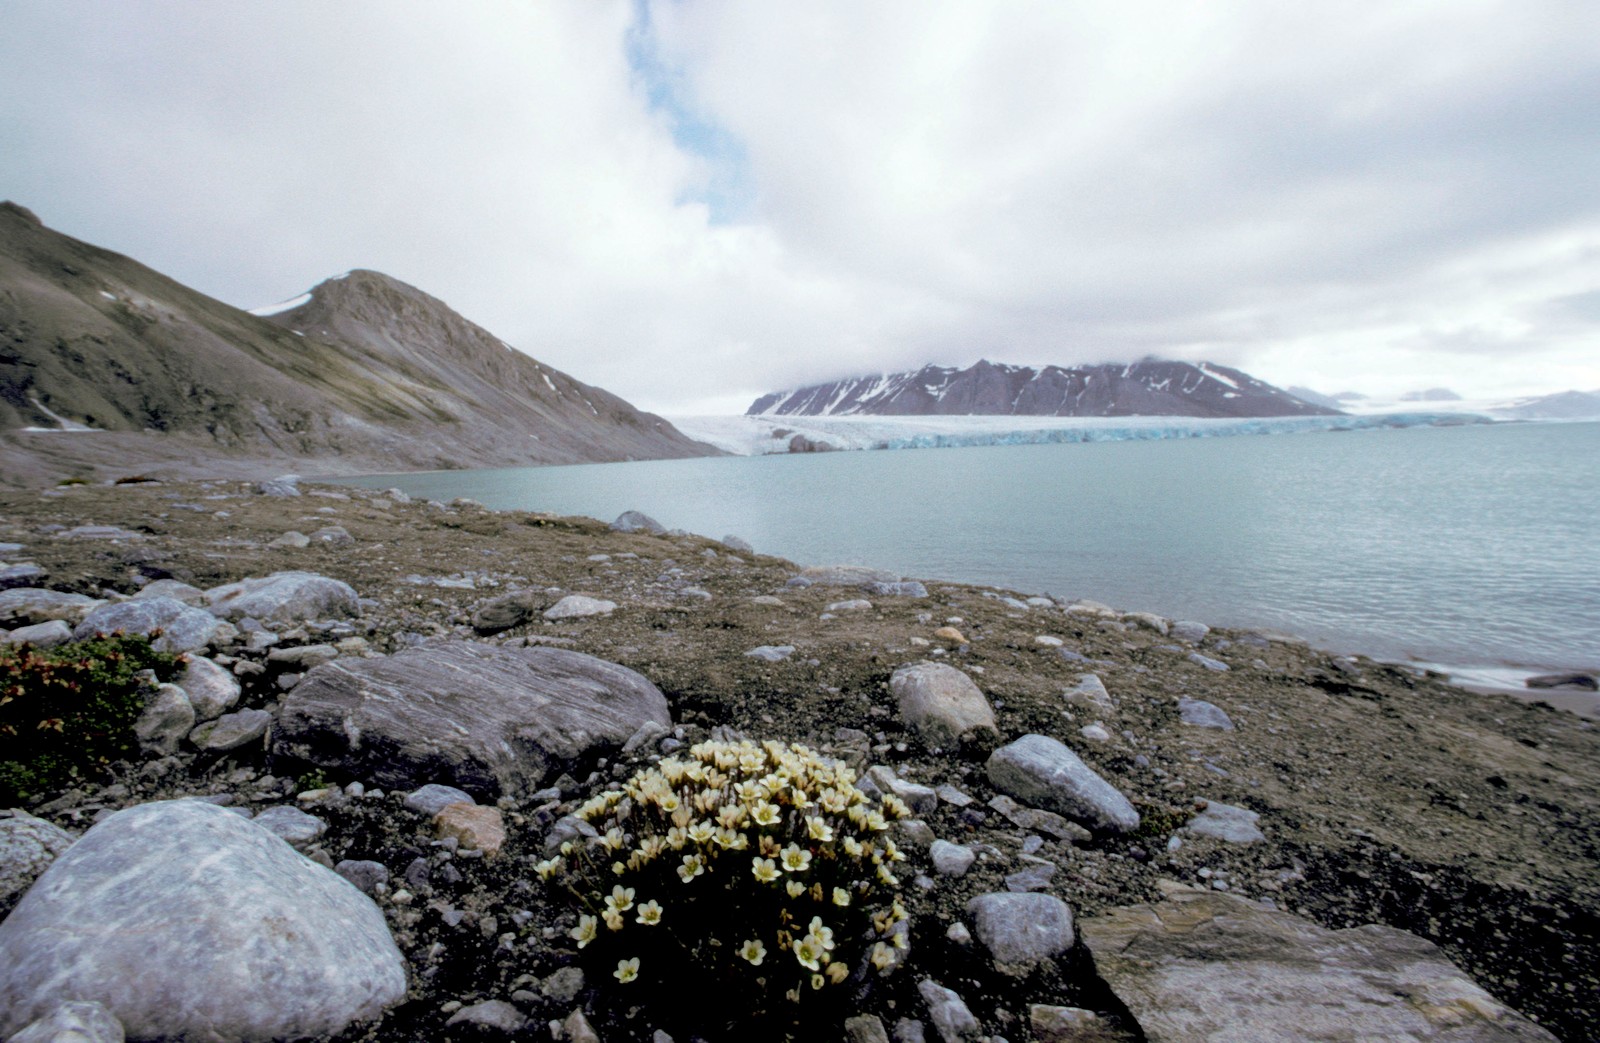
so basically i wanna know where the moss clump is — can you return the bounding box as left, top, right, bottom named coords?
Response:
left=540, top=738, right=912, bottom=1038
left=0, top=634, right=183, bottom=803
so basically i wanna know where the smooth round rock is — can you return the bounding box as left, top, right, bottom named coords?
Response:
left=966, top=892, right=1076, bottom=972
left=0, top=800, right=405, bottom=1041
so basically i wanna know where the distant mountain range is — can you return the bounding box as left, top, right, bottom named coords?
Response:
left=750, top=359, right=1337, bottom=419
left=0, top=202, right=714, bottom=482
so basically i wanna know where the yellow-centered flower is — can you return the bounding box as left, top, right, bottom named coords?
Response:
left=780, top=844, right=812, bottom=873
left=677, top=854, right=705, bottom=883
left=738, top=939, right=766, bottom=966
left=751, top=856, right=781, bottom=883
left=614, top=957, right=640, bottom=983
left=805, top=816, right=834, bottom=842
left=570, top=914, right=597, bottom=948
left=636, top=899, right=663, bottom=925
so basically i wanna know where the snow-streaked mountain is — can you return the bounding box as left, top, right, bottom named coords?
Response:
left=749, top=359, right=1337, bottom=418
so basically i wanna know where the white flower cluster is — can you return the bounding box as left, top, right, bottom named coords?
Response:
left=539, top=738, right=912, bottom=993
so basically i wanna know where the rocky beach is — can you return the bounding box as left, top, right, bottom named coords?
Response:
left=0, top=476, right=1595, bottom=1043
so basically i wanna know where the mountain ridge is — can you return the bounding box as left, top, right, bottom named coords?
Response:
left=0, top=203, right=716, bottom=484
left=750, top=358, right=1338, bottom=419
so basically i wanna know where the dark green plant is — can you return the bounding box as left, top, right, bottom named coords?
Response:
left=0, top=634, right=183, bottom=803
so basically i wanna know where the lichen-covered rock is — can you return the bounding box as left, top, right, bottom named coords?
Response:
left=1183, top=801, right=1264, bottom=844
left=1080, top=888, right=1559, bottom=1042
left=434, top=803, right=505, bottom=857
left=205, top=571, right=359, bottom=624
left=0, top=811, right=76, bottom=909
left=0, top=800, right=405, bottom=1041
left=274, top=642, right=671, bottom=798
left=891, top=662, right=998, bottom=748
left=987, top=734, right=1139, bottom=834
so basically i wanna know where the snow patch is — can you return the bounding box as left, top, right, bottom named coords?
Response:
left=26, top=396, right=99, bottom=432
left=99, top=290, right=117, bottom=301
left=1198, top=363, right=1241, bottom=390
left=248, top=292, right=312, bottom=316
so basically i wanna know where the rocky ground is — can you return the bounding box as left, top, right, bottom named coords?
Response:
left=0, top=477, right=1596, bottom=1042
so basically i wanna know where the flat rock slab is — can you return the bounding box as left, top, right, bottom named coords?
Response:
left=1178, top=697, right=1235, bottom=731
left=189, top=708, right=272, bottom=752
left=74, top=596, right=221, bottom=653
left=543, top=595, right=616, bottom=620
left=987, top=734, right=1139, bottom=834
left=966, top=892, right=1076, bottom=973
left=795, top=564, right=902, bottom=587
left=274, top=642, right=671, bottom=798
left=0, top=800, right=405, bottom=1042
left=0, top=563, right=46, bottom=590
left=1183, top=802, right=1264, bottom=844
left=1079, top=888, right=1558, bottom=1043
left=891, top=661, right=998, bottom=748
left=2, top=619, right=73, bottom=648
left=205, top=571, right=359, bottom=624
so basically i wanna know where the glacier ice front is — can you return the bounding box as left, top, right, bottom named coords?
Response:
left=667, top=412, right=1494, bottom=457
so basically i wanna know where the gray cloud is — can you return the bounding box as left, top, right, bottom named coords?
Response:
left=3, top=0, right=1598, bottom=412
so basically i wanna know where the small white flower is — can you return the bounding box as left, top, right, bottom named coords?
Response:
left=570, top=914, right=597, bottom=948
left=739, top=939, right=767, bottom=966
left=615, top=957, right=640, bottom=983
left=636, top=899, right=663, bottom=925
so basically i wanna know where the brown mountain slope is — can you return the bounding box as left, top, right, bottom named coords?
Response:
left=0, top=202, right=717, bottom=484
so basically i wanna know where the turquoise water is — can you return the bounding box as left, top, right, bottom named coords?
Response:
left=340, top=421, right=1600, bottom=674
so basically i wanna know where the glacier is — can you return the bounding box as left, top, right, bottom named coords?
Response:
left=668, top=411, right=1496, bottom=457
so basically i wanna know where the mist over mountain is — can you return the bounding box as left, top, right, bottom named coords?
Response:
left=0, top=202, right=715, bottom=482
left=750, top=359, right=1337, bottom=419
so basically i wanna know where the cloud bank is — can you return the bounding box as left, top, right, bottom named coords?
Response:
left=3, top=0, right=1597, bottom=412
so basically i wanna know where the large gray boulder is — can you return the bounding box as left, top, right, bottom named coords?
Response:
left=891, top=662, right=998, bottom=748
left=965, top=892, right=1076, bottom=975
left=610, top=510, right=665, bottom=534
left=274, top=642, right=671, bottom=798
left=0, top=589, right=103, bottom=628
left=987, top=734, right=1139, bottom=834
left=1080, top=888, right=1557, bottom=1042
left=0, top=800, right=406, bottom=1041
left=0, top=811, right=76, bottom=909
left=205, top=571, right=359, bottom=624
left=72, top=597, right=220, bottom=653
left=0, top=589, right=102, bottom=627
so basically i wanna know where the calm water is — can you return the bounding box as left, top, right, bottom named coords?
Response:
left=341, top=421, right=1600, bottom=674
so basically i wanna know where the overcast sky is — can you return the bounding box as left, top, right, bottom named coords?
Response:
left=3, top=1, right=1597, bottom=414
